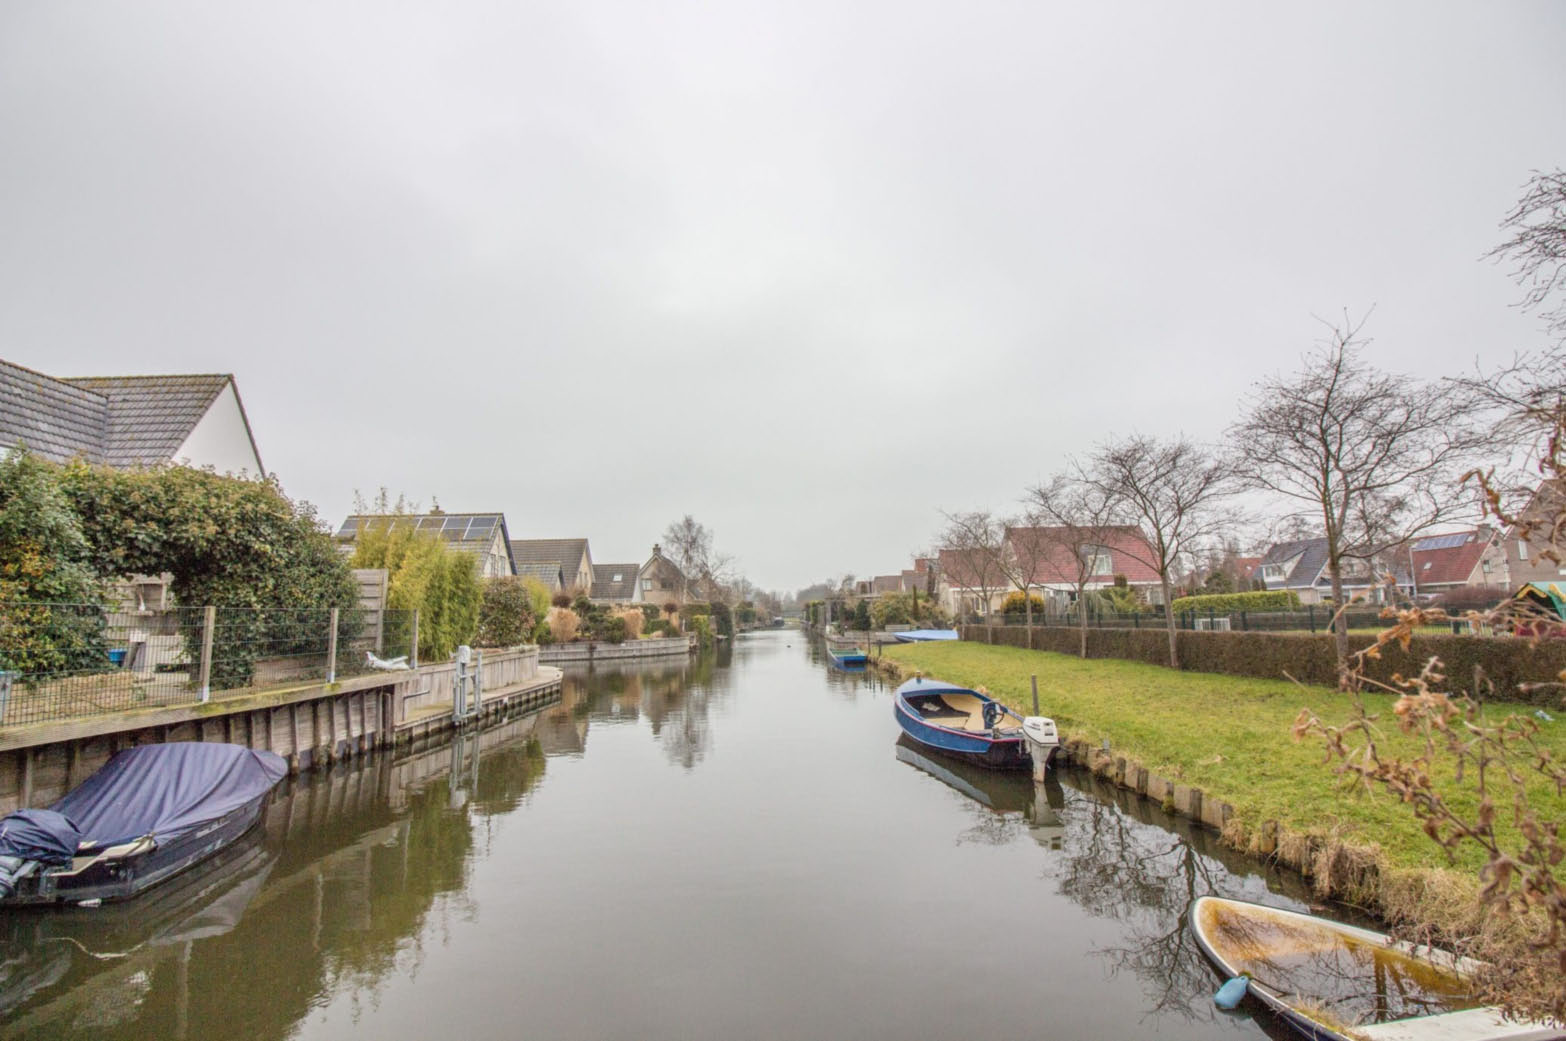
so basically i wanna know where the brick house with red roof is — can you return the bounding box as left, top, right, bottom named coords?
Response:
left=1392, top=527, right=1509, bottom=598
left=1005, top=525, right=1165, bottom=607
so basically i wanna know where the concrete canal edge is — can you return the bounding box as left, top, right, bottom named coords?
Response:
left=0, top=645, right=563, bottom=815
left=872, top=656, right=1411, bottom=924
left=538, top=635, right=696, bottom=665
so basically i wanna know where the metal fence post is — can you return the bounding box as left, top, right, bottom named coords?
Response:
left=326, top=607, right=340, bottom=683
left=198, top=605, right=216, bottom=702
left=410, top=609, right=420, bottom=669
left=1240, top=610, right=1248, bottom=631
left=1307, top=605, right=1316, bottom=633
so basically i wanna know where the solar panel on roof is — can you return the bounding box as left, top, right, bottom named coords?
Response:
left=335, top=519, right=359, bottom=536
left=1414, top=533, right=1472, bottom=551
left=417, top=517, right=444, bottom=530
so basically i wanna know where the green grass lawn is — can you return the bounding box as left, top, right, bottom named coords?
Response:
left=882, top=642, right=1566, bottom=873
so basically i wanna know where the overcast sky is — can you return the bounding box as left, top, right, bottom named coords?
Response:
left=3, top=2, right=1563, bottom=592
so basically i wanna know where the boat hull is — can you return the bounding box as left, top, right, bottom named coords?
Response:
left=3, top=794, right=269, bottom=907
left=893, top=694, right=1031, bottom=770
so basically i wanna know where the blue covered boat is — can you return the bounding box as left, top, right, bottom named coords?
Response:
left=0, top=743, right=287, bottom=906
left=891, top=629, right=959, bottom=643
left=893, top=676, right=1058, bottom=771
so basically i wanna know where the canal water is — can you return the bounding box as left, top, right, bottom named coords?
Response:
left=0, top=629, right=1318, bottom=1040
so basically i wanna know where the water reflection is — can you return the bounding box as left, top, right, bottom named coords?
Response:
left=893, top=736, right=1064, bottom=849
left=1, top=701, right=553, bottom=1039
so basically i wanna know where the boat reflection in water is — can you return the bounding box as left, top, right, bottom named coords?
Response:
left=894, top=735, right=1065, bottom=849
left=0, top=695, right=556, bottom=1040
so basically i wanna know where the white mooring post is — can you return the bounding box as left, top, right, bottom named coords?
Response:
left=198, top=605, right=216, bottom=702
left=326, top=607, right=340, bottom=683
left=473, top=649, right=483, bottom=717
left=409, top=609, right=420, bottom=669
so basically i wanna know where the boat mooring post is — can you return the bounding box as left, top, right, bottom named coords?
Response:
left=1031, top=674, right=1039, bottom=715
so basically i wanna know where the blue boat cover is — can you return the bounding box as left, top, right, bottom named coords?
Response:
left=50, top=743, right=287, bottom=849
left=0, top=808, right=82, bottom=865
left=894, top=629, right=959, bottom=642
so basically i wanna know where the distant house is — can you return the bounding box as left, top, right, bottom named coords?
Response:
left=0, top=358, right=264, bottom=474
left=591, top=564, right=640, bottom=603
left=335, top=513, right=517, bottom=578
left=510, top=538, right=594, bottom=595
left=1381, top=528, right=1505, bottom=598
left=870, top=575, right=903, bottom=595
left=634, top=545, right=689, bottom=607
left=1501, top=482, right=1566, bottom=589
left=515, top=562, right=567, bottom=592
left=1005, top=525, right=1165, bottom=607
left=936, top=548, right=1009, bottom=618
left=1256, top=537, right=1387, bottom=605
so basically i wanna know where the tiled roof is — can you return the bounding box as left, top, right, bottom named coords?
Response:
left=1234, top=556, right=1262, bottom=579
left=516, top=562, right=566, bottom=589
left=900, top=569, right=927, bottom=592
left=1006, top=525, right=1162, bottom=585
left=591, top=564, right=639, bottom=601
left=0, top=359, right=107, bottom=463
left=871, top=575, right=902, bottom=594
left=1395, top=530, right=1491, bottom=587
left=63, top=373, right=236, bottom=467
left=937, top=548, right=1004, bottom=590
left=1258, top=538, right=1330, bottom=588
left=510, top=538, right=590, bottom=575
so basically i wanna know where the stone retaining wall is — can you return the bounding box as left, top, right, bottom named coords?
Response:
left=539, top=637, right=695, bottom=664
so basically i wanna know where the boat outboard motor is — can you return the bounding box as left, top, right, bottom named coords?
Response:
left=1020, top=716, right=1061, bottom=782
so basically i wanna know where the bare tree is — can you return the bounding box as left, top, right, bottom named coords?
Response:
left=661, top=514, right=733, bottom=601
left=1488, top=168, right=1566, bottom=341
left=1023, top=474, right=1122, bottom=657
left=937, top=510, right=1009, bottom=621
left=1081, top=435, right=1238, bottom=668
left=1229, top=316, right=1495, bottom=683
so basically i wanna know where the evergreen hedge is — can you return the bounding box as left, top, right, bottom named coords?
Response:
left=963, top=624, right=1566, bottom=706
left=1169, top=589, right=1301, bottom=614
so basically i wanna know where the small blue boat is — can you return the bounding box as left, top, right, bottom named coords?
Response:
left=893, top=676, right=1052, bottom=770
left=828, top=647, right=869, bottom=668
left=892, top=629, right=959, bottom=643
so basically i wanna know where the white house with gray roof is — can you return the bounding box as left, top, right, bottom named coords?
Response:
left=1257, top=537, right=1390, bottom=604
left=0, top=359, right=263, bottom=474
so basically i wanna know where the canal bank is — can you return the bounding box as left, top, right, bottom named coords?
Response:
left=0, top=645, right=562, bottom=814
left=872, top=641, right=1566, bottom=975
left=4, top=628, right=1339, bottom=1041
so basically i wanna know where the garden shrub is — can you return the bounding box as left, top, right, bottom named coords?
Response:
left=710, top=601, right=733, bottom=637
left=53, top=456, right=359, bottom=688
left=552, top=592, right=572, bottom=609
left=1434, top=585, right=1510, bottom=612
left=350, top=516, right=477, bottom=662
left=0, top=451, right=111, bottom=673
left=640, top=603, right=661, bottom=626
left=613, top=606, right=644, bottom=639
left=1169, top=590, right=1302, bottom=615
left=476, top=576, right=540, bottom=647
left=1000, top=592, right=1046, bottom=616
left=547, top=606, right=579, bottom=643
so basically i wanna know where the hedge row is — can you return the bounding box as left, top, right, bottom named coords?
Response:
left=961, top=625, right=1566, bottom=707
left=1168, top=590, right=1302, bottom=614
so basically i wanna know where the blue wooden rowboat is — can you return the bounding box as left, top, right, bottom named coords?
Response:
left=893, top=676, right=1056, bottom=770
left=827, top=647, right=869, bottom=668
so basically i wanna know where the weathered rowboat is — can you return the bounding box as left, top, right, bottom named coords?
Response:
left=0, top=743, right=287, bottom=906
left=893, top=676, right=1058, bottom=771
left=1187, top=895, right=1561, bottom=1041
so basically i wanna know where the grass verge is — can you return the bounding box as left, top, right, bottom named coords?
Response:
left=880, top=641, right=1566, bottom=877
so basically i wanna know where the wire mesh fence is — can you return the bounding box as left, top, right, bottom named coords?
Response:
left=0, top=602, right=417, bottom=728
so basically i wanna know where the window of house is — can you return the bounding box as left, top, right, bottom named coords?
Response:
left=612, top=573, right=623, bottom=582
left=1520, top=541, right=1529, bottom=560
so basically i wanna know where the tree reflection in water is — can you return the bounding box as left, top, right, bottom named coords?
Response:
left=1046, top=772, right=1315, bottom=1033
